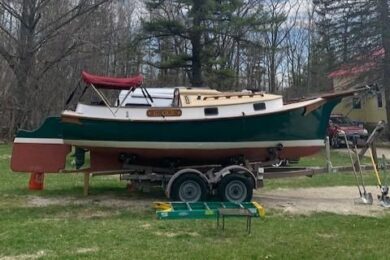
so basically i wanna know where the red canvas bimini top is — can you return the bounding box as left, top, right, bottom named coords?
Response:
left=81, top=71, right=144, bottom=90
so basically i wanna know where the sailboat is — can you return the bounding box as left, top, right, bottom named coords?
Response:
left=11, top=71, right=367, bottom=173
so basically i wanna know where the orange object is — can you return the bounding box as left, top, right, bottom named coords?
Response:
left=29, top=172, right=45, bottom=190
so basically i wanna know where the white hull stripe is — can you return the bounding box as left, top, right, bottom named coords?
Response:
left=14, top=138, right=64, bottom=144
left=14, top=138, right=324, bottom=149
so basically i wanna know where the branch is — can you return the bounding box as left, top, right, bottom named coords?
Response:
left=0, top=24, right=18, bottom=43
left=32, top=0, right=108, bottom=51
left=35, top=0, right=109, bottom=37
left=36, top=41, right=80, bottom=79
left=0, top=44, right=16, bottom=71
left=144, top=60, right=192, bottom=70
left=276, top=0, right=302, bottom=46
left=36, top=0, right=51, bottom=10
left=0, top=1, right=25, bottom=26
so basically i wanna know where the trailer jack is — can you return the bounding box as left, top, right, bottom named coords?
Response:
left=378, top=186, right=390, bottom=208
left=369, top=151, right=390, bottom=208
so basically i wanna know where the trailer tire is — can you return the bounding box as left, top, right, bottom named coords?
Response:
left=170, top=173, right=208, bottom=202
left=218, top=174, right=253, bottom=202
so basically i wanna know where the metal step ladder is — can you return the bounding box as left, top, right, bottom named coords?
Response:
left=154, top=201, right=265, bottom=220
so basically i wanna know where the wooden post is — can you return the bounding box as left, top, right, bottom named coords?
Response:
left=83, top=172, right=90, bottom=196
left=325, top=136, right=332, bottom=173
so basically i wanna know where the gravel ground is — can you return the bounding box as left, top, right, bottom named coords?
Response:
left=254, top=186, right=390, bottom=217
left=24, top=185, right=390, bottom=218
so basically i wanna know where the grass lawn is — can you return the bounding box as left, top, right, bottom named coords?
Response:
left=1, top=144, right=390, bottom=259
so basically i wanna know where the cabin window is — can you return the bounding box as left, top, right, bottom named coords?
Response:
left=125, top=103, right=151, bottom=107
left=353, top=98, right=361, bottom=109
left=253, top=103, right=266, bottom=111
left=377, top=93, right=383, bottom=108
left=204, top=107, right=218, bottom=116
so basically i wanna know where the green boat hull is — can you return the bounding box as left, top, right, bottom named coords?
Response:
left=12, top=97, right=341, bottom=171
left=60, top=99, right=339, bottom=143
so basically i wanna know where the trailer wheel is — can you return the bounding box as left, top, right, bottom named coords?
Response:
left=218, top=174, right=253, bottom=202
left=171, top=173, right=208, bottom=202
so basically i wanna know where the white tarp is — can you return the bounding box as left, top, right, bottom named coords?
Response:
left=118, top=88, right=175, bottom=107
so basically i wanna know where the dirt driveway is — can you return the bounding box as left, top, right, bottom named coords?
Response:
left=23, top=186, right=390, bottom=218
left=254, top=186, right=389, bottom=217
left=373, top=147, right=390, bottom=158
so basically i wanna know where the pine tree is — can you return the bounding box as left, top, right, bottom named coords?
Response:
left=142, top=0, right=266, bottom=87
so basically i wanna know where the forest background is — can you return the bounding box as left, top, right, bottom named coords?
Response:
left=0, top=0, right=389, bottom=139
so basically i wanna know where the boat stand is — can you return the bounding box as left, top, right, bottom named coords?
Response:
left=342, top=132, right=373, bottom=205
left=217, top=208, right=254, bottom=234
left=153, top=201, right=265, bottom=220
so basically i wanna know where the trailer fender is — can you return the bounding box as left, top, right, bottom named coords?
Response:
left=215, top=165, right=257, bottom=189
left=166, top=168, right=210, bottom=199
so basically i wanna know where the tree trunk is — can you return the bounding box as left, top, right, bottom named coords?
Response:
left=269, top=49, right=277, bottom=93
left=190, top=0, right=204, bottom=87
left=191, top=34, right=203, bottom=86
left=378, top=0, right=390, bottom=138
left=10, top=0, right=37, bottom=133
left=235, top=41, right=240, bottom=89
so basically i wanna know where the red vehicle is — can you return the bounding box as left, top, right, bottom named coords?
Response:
left=327, top=114, right=369, bottom=148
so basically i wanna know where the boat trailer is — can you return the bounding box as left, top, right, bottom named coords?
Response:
left=72, top=143, right=319, bottom=203
left=85, top=159, right=325, bottom=203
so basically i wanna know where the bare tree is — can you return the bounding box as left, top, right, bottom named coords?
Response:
left=0, top=0, right=109, bottom=136
left=261, top=0, right=301, bottom=93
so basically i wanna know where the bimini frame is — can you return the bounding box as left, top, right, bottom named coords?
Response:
left=69, top=70, right=147, bottom=117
